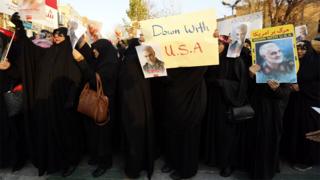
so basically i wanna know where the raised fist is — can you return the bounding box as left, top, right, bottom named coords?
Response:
left=11, top=12, right=23, bottom=29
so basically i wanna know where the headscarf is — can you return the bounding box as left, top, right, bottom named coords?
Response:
left=32, top=38, right=52, bottom=48
left=91, top=39, right=118, bottom=67
left=53, top=27, right=68, bottom=37
left=297, top=40, right=320, bottom=106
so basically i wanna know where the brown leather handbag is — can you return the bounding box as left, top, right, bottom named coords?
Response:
left=78, top=73, right=109, bottom=126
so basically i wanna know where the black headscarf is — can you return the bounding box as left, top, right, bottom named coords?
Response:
left=53, top=27, right=68, bottom=37
left=91, top=39, right=118, bottom=64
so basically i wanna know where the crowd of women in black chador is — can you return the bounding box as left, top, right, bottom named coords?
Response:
left=1, top=12, right=320, bottom=180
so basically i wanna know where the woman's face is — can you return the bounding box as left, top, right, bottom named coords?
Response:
left=219, top=42, right=225, bottom=54
left=53, top=34, right=65, bottom=44
left=297, top=46, right=307, bottom=59
left=244, top=42, right=251, bottom=49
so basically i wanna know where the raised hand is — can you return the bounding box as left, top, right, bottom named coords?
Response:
left=10, top=12, right=23, bottom=29
left=72, top=49, right=85, bottom=62
left=249, top=64, right=261, bottom=78
left=0, top=59, right=11, bottom=70
left=213, top=29, right=219, bottom=38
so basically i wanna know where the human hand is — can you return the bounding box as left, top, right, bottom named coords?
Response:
left=0, top=59, right=11, bottom=70
left=249, top=64, right=261, bottom=78
left=267, top=80, right=280, bottom=91
left=290, top=84, right=300, bottom=92
left=306, top=130, right=320, bottom=143
left=213, top=29, right=219, bottom=38
left=77, top=34, right=88, bottom=49
left=72, top=49, right=85, bottom=62
left=10, top=12, right=23, bottom=28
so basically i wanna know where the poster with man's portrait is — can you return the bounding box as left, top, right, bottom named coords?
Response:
left=87, top=23, right=102, bottom=44
left=295, top=25, right=308, bottom=42
left=67, top=20, right=86, bottom=48
left=218, top=12, right=263, bottom=39
left=136, top=44, right=167, bottom=78
left=227, top=22, right=249, bottom=58
left=251, top=25, right=298, bottom=84
left=18, top=0, right=46, bottom=21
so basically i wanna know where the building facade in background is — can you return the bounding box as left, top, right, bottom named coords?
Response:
left=236, top=0, right=320, bottom=40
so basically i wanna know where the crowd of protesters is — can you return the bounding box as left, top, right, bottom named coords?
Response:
left=0, top=13, right=319, bottom=180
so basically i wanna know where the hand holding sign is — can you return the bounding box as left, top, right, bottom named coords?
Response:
left=213, top=29, right=219, bottom=38
left=0, top=58, right=11, bottom=70
left=267, top=80, right=280, bottom=91
left=249, top=64, right=261, bottom=78
left=68, top=20, right=86, bottom=49
left=290, top=84, right=300, bottom=92
left=306, top=130, right=320, bottom=143
left=73, top=49, right=85, bottom=62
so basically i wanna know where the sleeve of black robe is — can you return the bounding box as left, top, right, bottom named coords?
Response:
left=76, top=43, right=96, bottom=87
left=14, top=17, right=46, bottom=62
left=298, top=53, right=320, bottom=105
left=77, top=43, right=93, bottom=65
left=77, top=60, right=96, bottom=87
left=13, top=16, right=48, bottom=109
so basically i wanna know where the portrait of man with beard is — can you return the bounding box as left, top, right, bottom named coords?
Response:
left=136, top=44, right=167, bottom=78
left=255, top=41, right=297, bottom=83
left=295, top=25, right=308, bottom=42
left=227, top=23, right=248, bottom=58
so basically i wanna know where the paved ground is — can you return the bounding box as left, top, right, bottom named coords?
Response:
left=0, top=157, right=319, bottom=180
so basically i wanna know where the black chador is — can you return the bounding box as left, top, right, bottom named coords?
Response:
left=12, top=14, right=82, bottom=175
left=118, top=38, right=154, bottom=179
left=77, top=39, right=119, bottom=177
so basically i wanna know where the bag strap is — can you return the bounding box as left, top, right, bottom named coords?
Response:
left=83, top=83, right=90, bottom=91
left=95, top=73, right=104, bottom=96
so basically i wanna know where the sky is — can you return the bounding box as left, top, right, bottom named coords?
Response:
left=59, top=0, right=232, bottom=35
